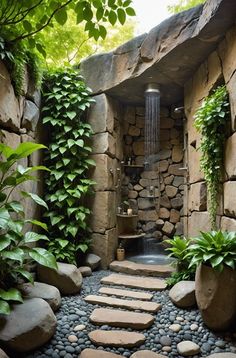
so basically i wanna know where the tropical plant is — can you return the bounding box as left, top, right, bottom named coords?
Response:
left=194, top=85, right=229, bottom=229
left=164, top=236, right=192, bottom=270
left=0, top=141, right=57, bottom=315
left=42, top=68, right=95, bottom=264
left=168, top=0, right=205, bottom=14
left=166, top=268, right=195, bottom=288
left=186, top=231, right=236, bottom=272
left=47, top=238, right=90, bottom=265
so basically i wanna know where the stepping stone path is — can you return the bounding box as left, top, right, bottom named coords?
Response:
left=88, top=330, right=146, bottom=347
left=101, top=273, right=167, bottom=291
left=99, top=286, right=153, bottom=300
left=84, top=294, right=161, bottom=312
left=110, top=260, right=174, bottom=277
left=81, top=268, right=203, bottom=357
left=90, top=308, right=154, bottom=329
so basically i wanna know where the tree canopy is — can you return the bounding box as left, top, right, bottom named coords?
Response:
left=168, top=0, right=205, bottom=13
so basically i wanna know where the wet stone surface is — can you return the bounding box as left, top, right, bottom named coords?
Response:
left=23, top=270, right=236, bottom=358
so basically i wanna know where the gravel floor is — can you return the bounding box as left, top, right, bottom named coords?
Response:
left=22, top=270, right=236, bottom=358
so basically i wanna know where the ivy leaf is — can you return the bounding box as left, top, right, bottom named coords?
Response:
left=67, top=112, right=77, bottom=120
left=21, top=192, right=48, bottom=209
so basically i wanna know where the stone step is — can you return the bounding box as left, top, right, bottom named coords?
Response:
left=79, top=348, right=122, bottom=357
left=101, top=273, right=167, bottom=291
left=88, top=330, right=146, bottom=348
left=90, top=308, right=154, bottom=329
left=110, top=260, right=174, bottom=277
left=99, top=287, right=153, bottom=301
left=130, top=351, right=166, bottom=358
left=84, top=294, right=161, bottom=312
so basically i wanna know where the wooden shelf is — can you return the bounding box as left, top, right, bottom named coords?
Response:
left=118, top=233, right=145, bottom=240
left=124, top=164, right=144, bottom=168
left=117, top=214, right=138, bottom=218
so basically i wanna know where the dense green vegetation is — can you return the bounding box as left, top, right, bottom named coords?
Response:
left=42, top=69, right=95, bottom=265
left=194, top=86, right=229, bottom=229
left=0, top=142, right=57, bottom=314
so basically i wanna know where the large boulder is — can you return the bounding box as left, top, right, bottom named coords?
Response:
left=0, top=298, right=56, bottom=352
left=84, top=253, right=101, bottom=270
left=195, top=264, right=236, bottom=330
left=0, top=348, right=9, bottom=358
left=169, top=281, right=196, bottom=308
left=38, top=262, right=82, bottom=295
left=19, top=282, right=61, bottom=311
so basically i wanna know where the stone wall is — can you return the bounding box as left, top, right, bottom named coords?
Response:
left=87, top=94, right=124, bottom=268
left=0, top=60, right=43, bottom=228
left=184, top=23, right=236, bottom=236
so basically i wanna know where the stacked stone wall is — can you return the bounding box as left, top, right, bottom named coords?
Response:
left=0, top=60, right=43, bottom=229
left=121, top=105, right=184, bottom=250
left=184, top=24, right=236, bottom=236
left=87, top=94, right=124, bottom=268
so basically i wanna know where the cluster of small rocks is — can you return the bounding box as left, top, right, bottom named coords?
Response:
left=121, top=105, right=184, bottom=249
left=24, top=270, right=236, bottom=358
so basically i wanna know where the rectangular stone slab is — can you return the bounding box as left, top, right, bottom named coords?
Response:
left=80, top=348, right=122, bottom=358
left=90, top=308, right=154, bottom=329
left=101, top=274, right=167, bottom=291
left=84, top=295, right=161, bottom=312
left=110, top=260, right=174, bottom=278
left=88, top=330, right=146, bottom=347
left=99, top=287, right=153, bottom=301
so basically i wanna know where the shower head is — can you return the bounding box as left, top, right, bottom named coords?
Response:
left=145, top=83, right=160, bottom=94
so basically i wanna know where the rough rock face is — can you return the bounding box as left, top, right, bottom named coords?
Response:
left=169, top=281, right=196, bottom=308
left=84, top=253, right=101, bottom=270
left=81, top=0, right=236, bottom=106
left=37, top=262, right=83, bottom=295
left=19, top=282, right=61, bottom=311
left=0, top=298, right=56, bottom=352
left=195, top=264, right=236, bottom=330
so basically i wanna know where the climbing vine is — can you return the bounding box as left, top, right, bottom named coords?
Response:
left=42, top=68, right=96, bottom=264
left=194, top=85, right=229, bottom=229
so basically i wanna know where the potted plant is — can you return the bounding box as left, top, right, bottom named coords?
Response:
left=186, top=230, right=236, bottom=330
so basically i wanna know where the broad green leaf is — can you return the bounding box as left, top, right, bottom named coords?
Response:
left=67, top=112, right=76, bottom=120
left=54, top=8, right=68, bottom=25
left=126, top=7, right=135, bottom=16
left=2, top=248, right=24, bottom=263
left=26, top=220, right=48, bottom=231
left=0, top=300, right=10, bottom=315
left=7, top=201, right=24, bottom=213
left=0, top=236, right=11, bottom=251
left=14, top=143, right=46, bottom=159
left=16, top=269, right=34, bottom=284
left=0, top=288, right=23, bottom=302
left=24, top=232, right=49, bottom=243
left=21, top=192, right=48, bottom=209
left=117, top=8, right=126, bottom=24
left=0, top=208, right=10, bottom=229
left=29, top=247, right=58, bottom=270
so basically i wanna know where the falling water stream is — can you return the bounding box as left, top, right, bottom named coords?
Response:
left=129, top=84, right=172, bottom=265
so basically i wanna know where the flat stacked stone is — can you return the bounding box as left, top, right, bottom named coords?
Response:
left=88, top=330, right=146, bottom=347
left=99, top=287, right=153, bottom=300
left=84, top=295, right=161, bottom=312
left=101, top=274, right=167, bottom=291
left=90, top=308, right=154, bottom=329
left=109, top=260, right=174, bottom=277
left=79, top=348, right=122, bottom=357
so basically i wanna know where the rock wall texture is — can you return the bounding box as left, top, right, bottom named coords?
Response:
left=184, top=23, right=236, bottom=236
left=0, top=60, right=43, bottom=228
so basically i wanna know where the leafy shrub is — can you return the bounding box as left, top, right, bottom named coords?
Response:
left=0, top=141, right=57, bottom=314
left=42, top=68, right=95, bottom=264
left=166, top=268, right=196, bottom=288
left=164, top=236, right=192, bottom=270
left=186, top=230, right=236, bottom=272
left=194, top=85, right=229, bottom=229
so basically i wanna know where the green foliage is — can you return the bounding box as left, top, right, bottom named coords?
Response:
left=186, top=231, right=236, bottom=272
left=0, top=141, right=57, bottom=314
left=168, top=0, right=205, bottom=13
left=0, top=36, right=43, bottom=96
left=164, top=236, right=192, bottom=270
left=166, top=268, right=195, bottom=288
left=42, top=68, right=95, bottom=264
left=194, top=85, right=229, bottom=229
left=48, top=238, right=89, bottom=265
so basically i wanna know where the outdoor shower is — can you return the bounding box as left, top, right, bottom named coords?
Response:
left=144, top=83, right=160, bottom=169
left=128, top=83, right=173, bottom=265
